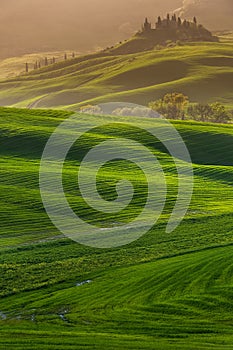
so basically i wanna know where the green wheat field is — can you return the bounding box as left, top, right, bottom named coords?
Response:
left=1, top=106, right=233, bottom=349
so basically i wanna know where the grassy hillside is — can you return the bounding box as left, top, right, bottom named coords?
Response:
left=0, top=34, right=232, bottom=110
left=1, top=107, right=233, bottom=348
left=0, top=51, right=80, bottom=81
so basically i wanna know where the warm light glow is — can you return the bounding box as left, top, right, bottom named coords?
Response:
left=0, top=0, right=232, bottom=58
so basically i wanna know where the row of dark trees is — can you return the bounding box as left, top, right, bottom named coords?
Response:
left=187, top=103, right=231, bottom=123
left=25, top=52, right=76, bottom=73
left=143, top=14, right=199, bottom=32
left=149, top=93, right=232, bottom=123
left=156, top=14, right=197, bottom=28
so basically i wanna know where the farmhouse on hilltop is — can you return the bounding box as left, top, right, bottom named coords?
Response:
left=139, top=14, right=218, bottom=43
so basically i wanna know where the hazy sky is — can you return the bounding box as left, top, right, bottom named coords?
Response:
left=175, top=0, right=233, bottom=29
left=0, top=0, right=232, bottom=58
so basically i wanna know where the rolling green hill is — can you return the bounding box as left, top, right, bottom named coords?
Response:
left=1, top=107, right=233, bottom=348
left=0, top=33, right=232, bottom=110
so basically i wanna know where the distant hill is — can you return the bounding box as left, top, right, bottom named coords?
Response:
left=0, top=31, right=232, bottom=111
left=110, top=15, right=219, bottom=55
left=0, top=51, right=80, bottom=81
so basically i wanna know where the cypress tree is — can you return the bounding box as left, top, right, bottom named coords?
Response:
left=157, top=16, right=162, bottom=27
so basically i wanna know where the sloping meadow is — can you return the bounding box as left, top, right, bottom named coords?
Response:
left=1, top=108, right=233, bottom=348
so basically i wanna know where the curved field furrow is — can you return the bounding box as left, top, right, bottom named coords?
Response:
left=1, top=108, right=233, bottom=349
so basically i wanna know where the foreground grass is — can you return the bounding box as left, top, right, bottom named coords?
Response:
left=1, top=107, right=233, bottom=348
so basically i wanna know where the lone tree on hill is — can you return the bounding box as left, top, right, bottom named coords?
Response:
left=25, top=62, right=29, bottom=73
left=149, top=92, right=189, bottom=120
left=157, top=16, right=162, bottom=27
left=143, top=17, right=151, bottom=31
left=193, top=16, right=197, bottom=25
left=211, top=102, right=230, bottom=123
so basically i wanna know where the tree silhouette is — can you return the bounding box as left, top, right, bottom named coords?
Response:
left=188, top=104, right=213, bottom=122
left=149, top=92, right=189, bottom=120
left=211, top=102, right=230, bottom=123
left=172, top=14, right=177, bottom=22
left=25, top=63, right=29, bottom=73
left=157, top=16, right=162, bottom=27
left=193, top=17, right=197, bottom=25
left=143, top=17, right=151, bottom=31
